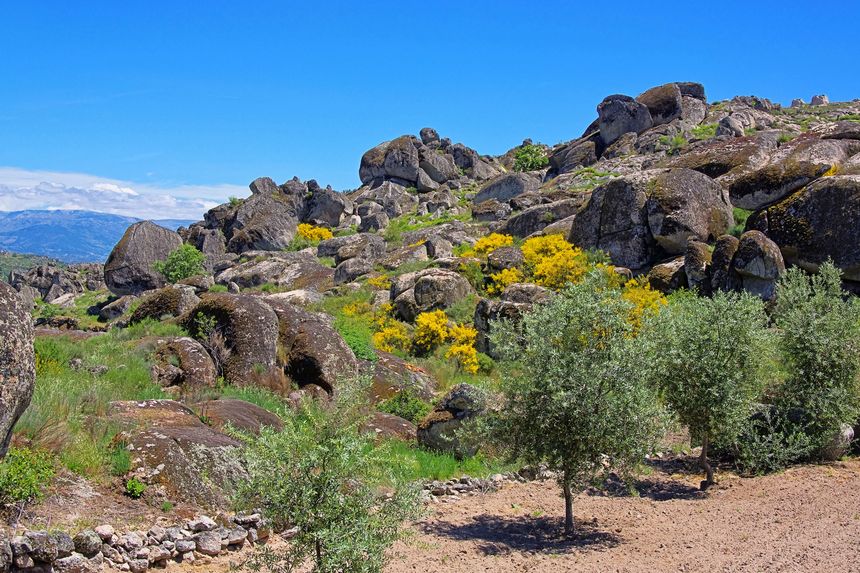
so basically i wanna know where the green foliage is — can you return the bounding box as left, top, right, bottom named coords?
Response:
left=658, top=134, right=687, bottom=155
left=771, top=262, right=860, bottom=458
left=837, top=113, right=860, bottom=123
left=125, top=477, right=146, bottom=499
left=377, top=390, right=432, bottom=424
left=382, top=211, right=470, bottom=245
left=313, top=287, right=379, bottom=362
left=152, top=244, right=205, bottom=283
left=382, top=440, right=512, bottom=482
left=512, top=144, right=549, bottom=172
left=638, top=290, right=769, bottom=487
left=110, top=445, right=132, bottom=476
left=458, top=261, right=485, bottom=293
left=0, top=447, right=55, bottom=504
left=236, top=381, right=421, bottom=573
left=690, top=123, right=717, bottom=139
left=488, top=270, right=664, bottom=532
left=161, top=501, right=174, bottom=512
left=228, top=196, right=243, bottom=207
left=777, top=132, right=796, bottom=144
left=444, top=293, right=479, bottom=325
left=217, top=384, right=289, bottom=417
left=32, top=289, right=113, bottom=330
left=208, top=283, right=229, bottom=293
left=730, top=207, right=752, bottom=238
left=18, top=322, right=178, bottom=479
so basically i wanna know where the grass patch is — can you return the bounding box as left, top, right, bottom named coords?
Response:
left=383, top=211, right=471, bottom=246
left=690, top=123, right=717, bottom=139
left=33, top=289, right=113, bottom=329
left=312, top=287, right=379, bottom=362
left=731, top=207, right=752, bottom=238
left=16, top=320, right=184, bottom=479
left=382, top=440, right=512, bottom=482
left=0, top=447, right=55, bottom=504
left=216, top=384, right=291, bottom=416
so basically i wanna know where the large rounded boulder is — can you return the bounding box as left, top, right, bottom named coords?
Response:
left=184, top=294, right=283, bottom=389
left=732, top=230, right=785, bottom=300
left=597, top=94, right=653, bottom=146
left=750, top=174, right=860, bottom=282
left=0, top=283, right=35, bottom=458
left=390, top=269, right=473, bottom=322
left=104, top=221, right=183, bottom=296
left=569, top=169, right=733, bottom=270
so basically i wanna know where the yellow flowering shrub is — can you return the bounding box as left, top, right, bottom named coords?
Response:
left=486, top=267, right=524, bottom=295
left=448, top=322, right=477, bottom=346
left=473, top=233, right=514, bottom=256
left=622, top=278, right=667, bottom=331
left=412, top=310, right=450, bottom=352
left=520, top=234, right=572, bottom=268
left=372, top=322, right=412, bottom=353
left=367, top=274, right=392, bottom=290
left=446, top=343, right=479, bottom=374
left=297, top=223, right=334, bottom=242
left=342, top=301, right=372, bottom=317
left=532, top=248, right=591, bottom=289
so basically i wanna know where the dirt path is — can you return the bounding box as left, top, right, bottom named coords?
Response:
left=176, top=459, right=860, bottom=573
left=387, top=460, right=860, bottom=573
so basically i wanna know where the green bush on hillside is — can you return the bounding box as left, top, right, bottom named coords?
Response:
left=513, top=144, right=549, bottom=172
left=153, top=244, right=206, bottom=283
left=0, top=447, right=55, bottom=505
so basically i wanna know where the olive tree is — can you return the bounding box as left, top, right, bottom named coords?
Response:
left=235, top=380, right=420, bottom=573
left=640, top=290, right=769, bottom=489
left=772, top=261, right=860, bottom=458
left=489, top=270, right=664, bottom=534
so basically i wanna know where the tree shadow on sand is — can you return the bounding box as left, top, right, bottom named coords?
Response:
left=421, top=514, right=620, bottom=556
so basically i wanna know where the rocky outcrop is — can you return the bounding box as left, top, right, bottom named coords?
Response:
left=317, top=233, right=386, bottom=265
left=598, top=94, right=653, bottom=146
left=749, top=174, right=860, bottom=283
left=215, top=250, right=334, bottom=292
left=8, top=264, right=104, bottom=305
left=194, top=398, right=283, bottom=435
left=390, top=268, right=473, bottom=322
left=127, top=286, right=200, bottom=324
left=104, top=221, right=183, bottom=296
left=732, top=231, right=785, bottom=299
left=473, top=173, right=540, bottom=204
left=369, top=352, right=436, bottom=403
left=0, top=282, right=34, bottom=458
left=569, top=169, right=733, bottom=270
left=151, top=337, right=217, bottom=393
left=266, top=300, right=359, bottom=394
left=109, top=400, right=245, bottom=507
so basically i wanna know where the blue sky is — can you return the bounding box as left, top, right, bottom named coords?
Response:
left=1, top=1, right=858, bottom=218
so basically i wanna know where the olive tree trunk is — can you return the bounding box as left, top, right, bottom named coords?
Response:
left=563, top=474, right=574, bottom=535
left=699, top=434, right=714, bottom=490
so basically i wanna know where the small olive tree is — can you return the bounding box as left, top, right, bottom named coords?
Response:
left=772, top=261, right=860, bottom=458
left=488, top=270, right=664, bottom=534
left=235, top=380, right=420, bottom=573
left=152, top=243, right=205, bottom=283
left=640, top=290, right=769, bottom=489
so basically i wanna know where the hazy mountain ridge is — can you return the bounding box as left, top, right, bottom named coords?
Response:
left=0, top=210, right=194, bottom=263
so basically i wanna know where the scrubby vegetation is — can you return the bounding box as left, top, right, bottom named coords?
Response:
left=153, top=243, right=206, bottom=282
left=512, top=144, right=549, bottom=172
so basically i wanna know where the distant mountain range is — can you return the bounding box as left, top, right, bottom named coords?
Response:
left=0, top=210, right=196, bottom=263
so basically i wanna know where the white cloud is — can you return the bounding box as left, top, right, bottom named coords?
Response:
left=0, top=167, right=248, bottom=220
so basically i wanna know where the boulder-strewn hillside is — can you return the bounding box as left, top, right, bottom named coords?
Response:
left=2, top=82, right=860, bottom=572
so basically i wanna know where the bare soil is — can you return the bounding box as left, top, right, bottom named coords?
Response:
left=386, top=459, right=860, bottom=573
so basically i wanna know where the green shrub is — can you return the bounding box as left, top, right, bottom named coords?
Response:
left=458, top=261, right=485, bottom=293
left=658, top=134, right=687, bottom=155
left=378, top=390, right=432, bottom=424
left=639, top=290, right=769, bottom=489
left=772, top=262, right=860, bottom=459
left=152, top=244, right=205, bottom=283
left=690, top=123, right=717, bottom=139
left=228, top=196, right=243, bottom=207
left=513, top=144, right=549, bottom=172
left=110, top=445, right=132, bottom=476
left=125, top=477, right=146, bottom=498
left=488, top=270, right=664, bottom=533
left=445, top=293, right=479, bottom=325
left=0, top=447, right=55, bottom=504
left=237, top=381, right=420, bottom=573
left=208, top=284, right=229, bottom=293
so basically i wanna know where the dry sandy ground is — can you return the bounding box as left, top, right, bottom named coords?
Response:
left=176, top=458, right=860, bottom=573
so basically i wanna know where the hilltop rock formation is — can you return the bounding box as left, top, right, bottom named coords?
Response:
left=104, top=221, right=183, bottom=295
left=0, top=282, right=34, bottom=458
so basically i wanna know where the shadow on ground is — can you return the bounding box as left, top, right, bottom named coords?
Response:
left=422, top=514, right=620, bottom=555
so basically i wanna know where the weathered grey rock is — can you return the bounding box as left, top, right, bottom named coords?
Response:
left=266, top=300, right=359, bottom=394
left=110, top=400, right=244, bottom=507
left=305, top=187, right=353, bottom=228
left=216, top=250, right=334, bottom=292
left=151, top=337, right=217, bottom=390
left=790, top=98, right=805, bottom=108
left=104, top=221, right=183, bottom=296
left=636, top=83, right=683, bottom=126
left=55, top=533, right=74, bottom=558
left=334, top=257, right=374, bottom=285
left=487, top=246, right=525, bottom=271
left=569, top=169, right=732, bottom=269
left=128, top=286, right=199, bottom=324
left=418, top=384, right=486, bottom=458
left=750, top=174, right=860, bottom=282
left=711, top=235, right=742, bottom=293
left=681, top=96, right=708, bottom=125
left=249, top=176, right=279, bottom=195
left=474, top=284, right=551, bottom=358
left=474, top=172, right=540, bottom=204
left=419, top=150, right=459, bottom=183
left=810, top=94, right=829, bottom=106
left=0, top=282, right=34, bottom=458
left=358, top=211, right=389, bottom=233
left=497, top=198, right=585, bottom=238
left=225, top=192, right=300, bottom=253
left=193, top=532, right=222, bottom=557
left=318, top=233, right=386, bottom=265
left=424, top=236, right=453, bottom=259
left=195, top=399, right=283, bottom=435
left=449, top=143, right=499, bottom=180
left=648, top=257, right=688, bottom=293
left=732, top=230, right=785, bottom=299
left=472, top=199, right=512, bottom=222
left=53, top=553, right=88, bottom=573
left=716, top=115, right=744, bottom=137
left=26, top=531, right=58, bottom=563
left=391, top=269, right=473, bottom=322
left=684, top=239, right=712, bottom=294
left=73, top=531, right=102, bottom=558
left=597, top=94, right=653, bottom=146
left=548, top=138, right=598, bottom=175
left=351, top=180, right=419, bottom=218
left=420, top=127, right=440, bottom=145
